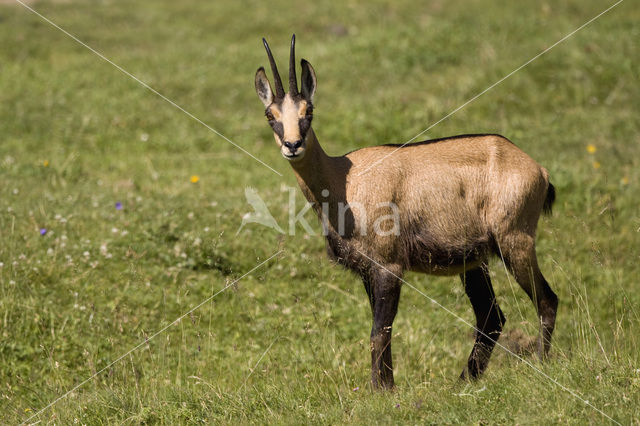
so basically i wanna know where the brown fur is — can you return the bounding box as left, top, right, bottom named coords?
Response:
left=255, top=36, right=558, bottom=389
left=290, top=131, right=551, bottom=275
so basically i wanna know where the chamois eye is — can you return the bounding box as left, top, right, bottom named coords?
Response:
left=265, top=112, right=275, bottom=121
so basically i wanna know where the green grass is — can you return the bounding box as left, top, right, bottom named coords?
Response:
left=1, top=0, right=639, bottom=423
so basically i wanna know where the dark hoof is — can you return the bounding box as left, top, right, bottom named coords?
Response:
left=371, top=380, right=395, bottom=391
left=459, top=368, right=479, bottom=382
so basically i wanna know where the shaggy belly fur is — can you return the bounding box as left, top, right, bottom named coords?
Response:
left=324, top=224, right=492, bottom=277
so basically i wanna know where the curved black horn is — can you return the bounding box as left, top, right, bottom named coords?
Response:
left=262, top=38, right=285, bottom=98
left=289, top=34, right=298, bottom=95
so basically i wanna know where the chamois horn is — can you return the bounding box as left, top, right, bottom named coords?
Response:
left=289, top=34, right=298, bottom=95
left=262, top=38, right=285, bottom=98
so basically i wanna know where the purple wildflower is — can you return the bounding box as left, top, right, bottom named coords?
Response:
left=40, top=228, right=47, bottom=236
left=115, top=202, right=123, bottom=210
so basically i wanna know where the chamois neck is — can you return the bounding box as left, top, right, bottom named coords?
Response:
left=289, top=128, right=348, bottom=204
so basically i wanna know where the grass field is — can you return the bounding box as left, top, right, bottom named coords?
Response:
left=1, top=0, right=639, bottom=423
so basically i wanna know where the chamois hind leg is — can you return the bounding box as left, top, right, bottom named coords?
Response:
left=499, top=233, right=558, bottom=359
left=364, top=265, right=402, bottom=390
left=460, top=264, right=506, bottom=380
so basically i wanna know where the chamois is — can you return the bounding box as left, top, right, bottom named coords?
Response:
left=255, top=35, right=558, bottom=389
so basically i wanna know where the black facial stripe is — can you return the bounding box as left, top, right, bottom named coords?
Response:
left=271, top=122, right=284, bottom=139
left=299, top=116, right=312, bottom=137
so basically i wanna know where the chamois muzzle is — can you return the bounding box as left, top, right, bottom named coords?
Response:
left=283, top=140, right=303, bottom=157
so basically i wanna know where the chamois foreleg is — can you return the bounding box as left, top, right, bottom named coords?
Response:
left=460, top=264, right=506, bottom=380
left=365, top=265, right=402, bottom=390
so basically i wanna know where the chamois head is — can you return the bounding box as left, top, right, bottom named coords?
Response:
left=255, top=35, right=317, bottom=161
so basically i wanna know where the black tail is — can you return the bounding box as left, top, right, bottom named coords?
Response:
left=543, top=182, right=556, bottom=215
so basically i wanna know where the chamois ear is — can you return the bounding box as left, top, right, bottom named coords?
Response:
left=255, top=67, right=274, bottom=107
left=300, top=59, right=316, bottom=102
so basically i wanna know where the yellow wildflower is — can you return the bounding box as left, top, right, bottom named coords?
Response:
left=592, top=161, right=601, bottom=170
left=43, top=160, right=49, bottom=167
left=621, top=176, right=629, bottom=185
left=190, top=175, right=200, bottom=183
left=586, top=144, right=597, bottom=154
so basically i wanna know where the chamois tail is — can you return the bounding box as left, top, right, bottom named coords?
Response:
left=543, top=182, right=556, bottom=215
